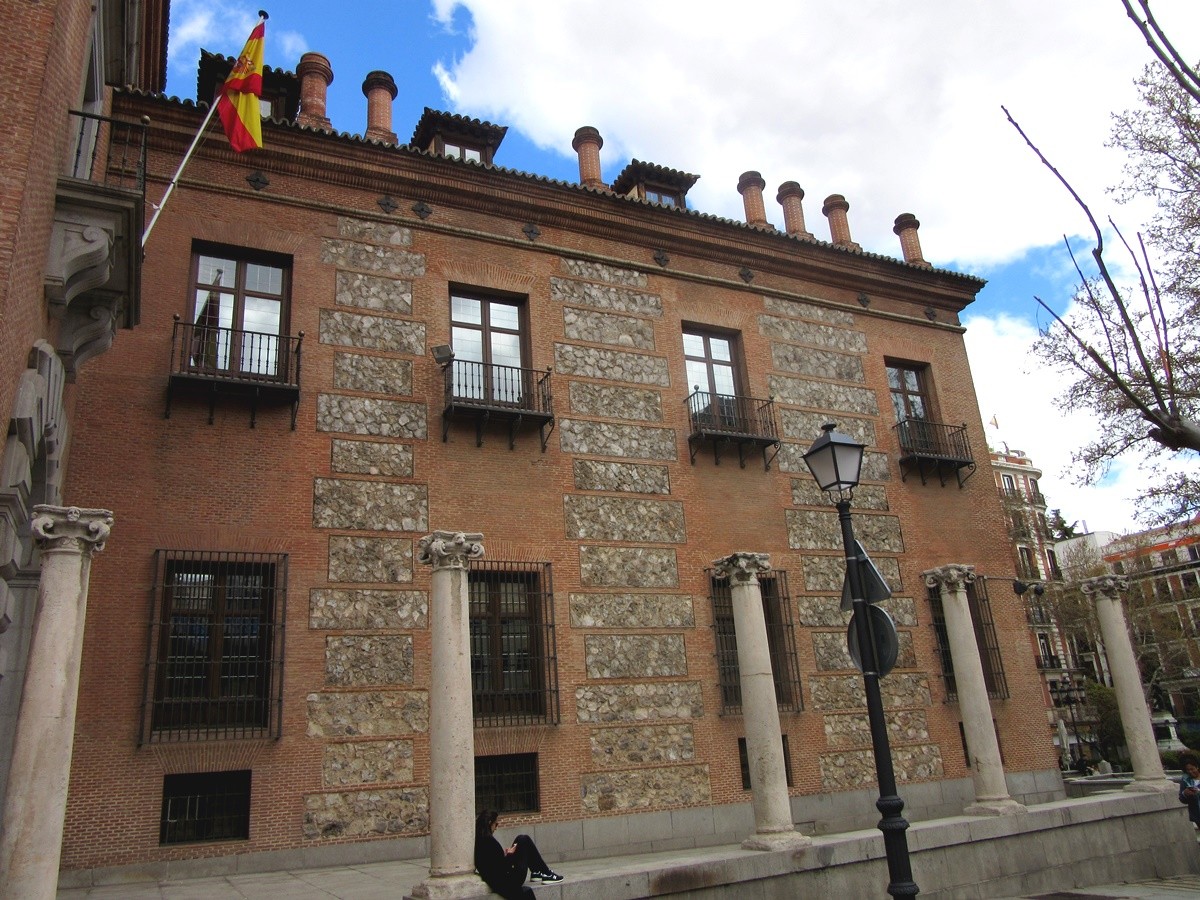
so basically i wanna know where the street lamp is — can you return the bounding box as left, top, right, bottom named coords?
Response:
left=803, top=423, right=917, bottom=899
left=1054, top=672, right=1083, bottom=770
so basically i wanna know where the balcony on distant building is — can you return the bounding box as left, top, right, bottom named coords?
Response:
left=686, top=390, right=780, bottom=470
left=45, top=111, right=149, bottom=375
left=166, top=318, right=304, bottom=428
left=440, top=359, right=555, bottom=450
left=893, top=418, right=976, bottom=487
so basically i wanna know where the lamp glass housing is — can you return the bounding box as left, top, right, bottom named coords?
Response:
left=803, top=423, right=865, bottom=493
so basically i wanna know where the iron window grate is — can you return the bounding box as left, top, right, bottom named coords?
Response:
left=141, top=550, right=287, bottom=744
left=709, top=570, right=803, bottom=714
left=475, top=753, right=539, bottom=814
left=928, top=576, right=1009, bottom=702
left=160, top=770, right=251, bottom=845
left=469, top=561, right=559, bottom=727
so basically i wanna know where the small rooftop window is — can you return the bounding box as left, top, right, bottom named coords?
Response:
left=612, top=159, right=698, bottom=208
left=410, top=108, right=507, bottom=166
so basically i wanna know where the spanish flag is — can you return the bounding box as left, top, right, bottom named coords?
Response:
left=216, top=14, right=267, bottom=152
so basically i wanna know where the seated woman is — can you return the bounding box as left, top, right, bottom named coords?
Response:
left=474, top=810, right=562, bottom=899
left=1179, top=753, right=1200, bottom=829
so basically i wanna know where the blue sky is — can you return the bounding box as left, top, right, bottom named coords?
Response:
left=163, top=0, right=1200, bottom=534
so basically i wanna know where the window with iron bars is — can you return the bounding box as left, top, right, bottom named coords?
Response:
left=469, top=562, right=559, bottom=727
left=927, top=576, right=1009, bottom=701
left=142, top=551, right=287, bottom=743
left=709, top=570, right=803, bottom=714
left=475, top=753, right=539, bottom=814
left=160, top=770, right=251, bottom=845
left=738, top=735, right=793, bottom=790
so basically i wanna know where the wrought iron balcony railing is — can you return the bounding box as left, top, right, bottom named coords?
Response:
left=66, top=109, right=148, bottom=196
left=1036, top=654, right=1062, bottom=670
left=894, top=418, right=976, bottom=487
left=686, top=390, right=780, bottom=470
left=166, top=318, right=303, bottom=428
left=440, top=359, right=554, bottom=450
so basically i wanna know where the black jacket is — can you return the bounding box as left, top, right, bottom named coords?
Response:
left=474, top=833, right=530, bottom=899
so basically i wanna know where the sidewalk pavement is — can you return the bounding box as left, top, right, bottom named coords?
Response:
left=55, top=853, right=1200, bottom=900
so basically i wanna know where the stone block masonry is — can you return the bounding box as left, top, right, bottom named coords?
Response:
left=560, top=419, right=676, bottom=460
left=819, top=744, right=944, bottom=790
left=323, top=739, right=414, bottom=786
left=579, top=546, right=678, bottom=587
left=554, top=343, right=670, bottom=386
left=581, top=765, right=711, bottom=813
left=589, top=724, right=696, bottom=767
left=331, top=439, right=414, bottom=477
left=319, top=310, right=426, bottom=355
left=325, top=634, right=414, bottom=686
left=307, top=690, right=428, bottom=738
left=550, top=276, right=662, bottom=317
left=333, top=352, right=412, bottom=395
left=309, top=589, right=427, bottom=630
left=564, top=306, right=656, bottom=350
left=573, top=460, right=670, bottom=494
left=584, top=634, right=688, bottom=679
left=303, top=787, right=428, bottom=839
left=575, top=681, right=703, bottom=723
left=317, top=394, right=427, bottom=439
left=569, top=593, right=694, bottom=628
left=568, top=383, right=663, bottom=423
left=564, top=495, right=685, bottom=543
left=335, top=271, right=413, bottom=315
left=312, top=478, right=427, bottom=532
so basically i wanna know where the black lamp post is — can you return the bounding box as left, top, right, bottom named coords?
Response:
left=1056, top=672, right=1083, bottom=769
left=803, top=423, right=918, bottom=899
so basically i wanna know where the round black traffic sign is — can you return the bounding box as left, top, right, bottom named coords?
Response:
left=847, top=605, right=899, bottom=677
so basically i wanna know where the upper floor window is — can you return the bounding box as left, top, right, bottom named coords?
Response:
left=451, top=291, right=527, bottom=404
left=1018, top=546, right=1039, bottom=580
left=644, top=187, right=679, bottom=207
left=684, top=327, right=739, bottom=399
left=469, top=562, right=559, bottom=726
left=886, top=362, right=930, bottom=422
left=442, top=140, right=483, bottom=163
left=189, top=245, right=290, bottom=379
left=709, top=570, right=802, bottom=714
left=1001, top=474, right=1016, bottom=494
left=143, top=550, right=287, bottom=743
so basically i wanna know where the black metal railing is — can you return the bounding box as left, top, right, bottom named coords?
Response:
left=66, top=109, right=148, bottom=195
left=446, top=359, right=552, bottom=415
left=709, top=570, right=803, bottom=714
left=142, top=550, right=287, bottom=744
left=687, top=390, right=778, bottom=441
left=928, top=576, right=1009, bottom=702
left=894, top=418, right=972, bottom=461
left=170, top=318, right=303, bottom=387
left=1027, top=604, right=1053, bottom=626
left=1036, top=654, right=1062, bottom=670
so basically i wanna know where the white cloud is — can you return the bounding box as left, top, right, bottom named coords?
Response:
left=962, top=310, right=1144, bottom=535
left=429, top=0, right=1200, bottom=269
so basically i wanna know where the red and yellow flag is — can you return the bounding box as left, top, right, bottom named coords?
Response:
left=216, top=16, right=266, bottom=152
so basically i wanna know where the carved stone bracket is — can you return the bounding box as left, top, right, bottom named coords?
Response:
left=712, top=551, right=771, bottom=584
left=923, top=563, right=976, bottom=593
left=30, top=505, right=113, bottom=556
left=417, top=531, right=484, bottom=571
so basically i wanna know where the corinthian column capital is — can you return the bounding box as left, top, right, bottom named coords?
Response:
left=923, top=563, right=976, bottom=593
left=30, top=505, right=113, bottom=555
left=713, top=552, right=771, bottom=584
left=417, top=531, right=484, bottom=571
left=1081, top=574, right=1130, bottom=598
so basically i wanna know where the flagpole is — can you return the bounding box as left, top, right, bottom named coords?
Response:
left=141, top=10, right=268, bottom=248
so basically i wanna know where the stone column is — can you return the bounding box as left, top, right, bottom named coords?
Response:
left=0, top=505, right=112, bottom=900
left=1081, top=575, right=1174, bottom=793
left=923, top=565, right=1025, bottom=816
left=411, top=531, right=487, bottom=900
left=713, top=552, right=809, bottom=851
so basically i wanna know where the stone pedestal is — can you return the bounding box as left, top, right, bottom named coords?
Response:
left=713, top=552, right=809, bottom=851
left=0, top=506, right=112, bottom=900
left=411, top=531, right=485, bottom=899
left=924, top=565, right=1025, bottom=817
left=1082, top=575, right=1174, bottom=794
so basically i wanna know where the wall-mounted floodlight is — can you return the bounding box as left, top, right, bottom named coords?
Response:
left=431, top=345, right=454, bottom=367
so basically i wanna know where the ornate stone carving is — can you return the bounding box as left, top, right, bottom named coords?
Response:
left=923, top=564, right=976, bottom=593
left=1081, top=574, right=1130, bottom=598
left=712, top=551, right=771, bottom=583
left=30, top=505, right=113, bottom=555
left=417, top=531, right=484, bottom=571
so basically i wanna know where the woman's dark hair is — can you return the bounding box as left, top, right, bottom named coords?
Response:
left=475, top=809, right=499, bottom=840
left=1181, top=752, right=1200, bottom=771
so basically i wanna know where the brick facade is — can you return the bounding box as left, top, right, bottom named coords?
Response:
left=47, top=54, right=1059, bottom=874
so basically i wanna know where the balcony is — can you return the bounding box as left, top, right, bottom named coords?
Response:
left=686, top=390, right=780, bottom=470
left=1036, top=654, right=1062, bottom=670
left=165, top=318, right=303, bottom=428
left=440, top=360, right=554, bottom=450
left=893, top=418, right=976, bottom=487
left=45, top=111, right=148, bottom=374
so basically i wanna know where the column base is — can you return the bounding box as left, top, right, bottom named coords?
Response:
left=407, top=873, right=492, bottom=899
left=741, top=829, right=812, bottom=851
left=1123, top=777, right=1177, bottom=794
left=964, top=798, right=1027, bottom=817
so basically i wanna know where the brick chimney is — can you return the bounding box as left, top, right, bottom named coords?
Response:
left=572, top=126, right=606, bottom=189
left=822, top=194, right=861, bottom=250
left=893, top=213, right=930, bottom=267
left=737, top=171, right=770, bottom=228
left=296, top=52, right=333, bottom=131
left=776, top=181, right=812, bottom=238
left=361, top=70, right=398, bottom=144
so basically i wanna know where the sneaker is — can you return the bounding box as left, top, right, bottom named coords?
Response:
left=531, top=870, right=563, bottom=883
